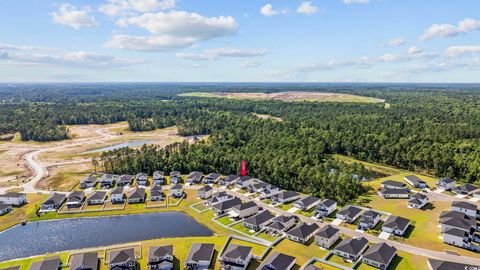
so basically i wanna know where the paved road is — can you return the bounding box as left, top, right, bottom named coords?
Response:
left=218, top=187, right=480, bottom=266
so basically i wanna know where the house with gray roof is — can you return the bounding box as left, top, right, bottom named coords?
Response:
left=453, top=183, right=479, bottom=196
left=169, top=171, right=182, bottom=185
left=170, top=184, right=184, bottom=198
left=302, top=265, right=321, bottom=270
left=293, top=196, right=320, bottom=211
left=109, top=248, right=136, bottom=270
left=359, top=210, right=381, bottom=230
left=100, top=174, right=116, bottom=189
left=219, top=174, right=239, bottom=187
left=427, top=259, right=477, bottom=270
left=451, top=201, right=478, bottom=218
left=212, top=197, right=242, bottom=216
left=259, top=185, right=282, bottom=199
left=314, top=225, right=340, bottom=249
left=220, top=244, right=253, bottom=270
left=404, top=175, right=427, bottom=189
left=235, top=176, right=256, bottom=189
left=378, top=188, right=410, bottom=199
left=362, top=243, right=397, bottom=270
left=136, top=172, right=148, bottom=186
left=117, top=175, right=133, bottom=187
left=336, top=205, right=362, bottom=223
left=80, top=175, right=97, bottom=189
left=127, top=188, right=145, bottom=204
left=87, top=191, right=107, bottom=205
left=29, top=257, right=61, bottom=270
left=286, top=222, right=320, bottom=244
left=152, top=171, right=165, bottom=185
left=148, top=245, right=173, bottom=270
left=381, top=180, right=406, bottom=190
left=436, top=178, right=455, bottom=191
left=408, top=193, right=429, bottom=209
left=185, top=243, right=215, bottom=270
left=316, top=199, right=337, bottom=218
left=256, top=252, right=296, bottom=270
left=332, top=237, right=369, bottom=261
left=206, top=191, right=232, bottom=206
left=150, top=185, right=165, bottom=201
left=247, top=182, right=268, bottom=193
left=272, top=191, right=300, bottom=204
left=66, top=191, right=85, bottom=208
left=0, top=203, right=12, bottom=216
left=186, top=171, right=203, bottom=184
left=110, top=187, right=125, bottom=203
left=197, top=185, right=213, bottom=199
left=70, top=252, right=98, bottom=270
left=264, top=215, right=297, bottom=234
left=40, top=193, right=66, bottom=212
left=243, top=210, right=274, bottom=231
left=230, top=201, right=258, bottom=219
left=382, top=215, right=410, bottom=236
left=439, top=211, right=476, bottom=234
left=203, top=173, right=221, bottom=184
left=0, top=192, right=27, bottom=206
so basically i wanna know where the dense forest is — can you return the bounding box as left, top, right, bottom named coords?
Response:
left=1, top=83, right=479, bottom=201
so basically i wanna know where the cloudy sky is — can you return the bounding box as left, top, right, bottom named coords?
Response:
left=0, top=0, right=479, bottom=82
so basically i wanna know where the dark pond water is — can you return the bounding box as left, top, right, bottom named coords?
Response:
left=83, top=140, right=156, bottom=153
left=0, top=212, right=212, bottom=262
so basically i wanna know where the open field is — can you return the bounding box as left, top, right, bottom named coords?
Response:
left=179, top=91, right=385, bottom=103
left=36, top=162, right=92, bottom=191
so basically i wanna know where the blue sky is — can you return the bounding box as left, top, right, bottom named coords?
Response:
left=0, top=0, right=479, bottom=82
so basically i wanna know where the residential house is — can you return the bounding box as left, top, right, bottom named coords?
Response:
left=197, top=185, right=213, bottom=199
left=136, top=173, right=148, bottom=186
left=336, top=205, right=363, bottom=223
left=235, top=176, right=256, bottom=189
left=293, top=196, right=320, bottom=211
left=80, top=176, right=97, bottom=189
left=332, top=237, right=369, bottom=261
left=185, top=243, right=215, bottom=270
left=29, top=257, right=61, bottom=270
left=285, top=222, right=320, bottom=244
left=212, top=197, right=242, bottom=216
left=442, top=227, right=472, bottom=248
left=378, top=188, right=409, bottom=199
left=256, top=252, right=295, bottom=270
left=150, top=186, right=165, bottom=201
left=127, top=188, right=145, bottom=204
left=243, top=210, right=274, bottom=231
left=316, top=199, right=337, bottom=218
left=473, top=191, right=480, bottom=199
left=230, top=201, right=258, bottom=219
left=403, top=175, right=427, bottom=189
left=408, top=193, right=429, bottom=209
left=314, top=225, right=340, bottom=249
left=109, top=248, right=136, bottom=270
left=203, top=173, right=221, bottom=184
left=264, top=215, right=297, bottom=234
left=40, top=193, right=66, bottom=212
left=453, top=183, right=479, bottom=196
left=206, top=191, right=232, bottom=206
left=358, top=210, right=381, bottom=230
left=169, top=171, right=182, bottom=185
left=0, top=192, right=27, bottom=206
left=303, top=265, right=321, bottom=270
left=362, top=243, right=397, bottom=270
left=110, top=187, right=125, bottom=204
left=259, top=185, right=282, bottom=199
left=439, top=211, right=476, bottom=235
left=219, top=175, right=239, bottom=187
left=148, top=245, right=173, bottom=270
left=66, top=191, right=85, bottom=208
left=117, top=175, right=133, bottom=187
left=382, top=216, right=410, bottom=236
left=186, top=171, right=203, bottom=184
left=0, top=203, right=12, bottom=216
left=70, top=252, right=98, bottom=270
left=381, top=180, right=407, bottom=190
left=246, top=182, right=267, bottom=194
left=152, top=171, right=165, bottom=185
left=220, top=244, right=253, bottom=270
left=87, top=191, right=107, bottom=205
left=273, top=191, right=301, bottom=204
left=100, top=174, right=116, bottom=189
left=427, top=259, right=478, bottom=270
left=170, top=184, right=184, bottom=198
left=451, top=201, right=478, bottom=218
left=436, top=178, right=456, bottom=191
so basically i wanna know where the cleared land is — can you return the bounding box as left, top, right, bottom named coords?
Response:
left=179, top=91, right=385, bottom=103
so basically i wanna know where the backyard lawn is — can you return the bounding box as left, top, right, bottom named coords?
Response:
left=216, top=215, right=235, bottom=226
left=231, top=222, right=256, bottom=235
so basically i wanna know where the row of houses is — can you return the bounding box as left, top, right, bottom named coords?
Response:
left=378, top=180, right=430, bottom=209
left=0, top=192, right=28, bottom=216
left=80, top=171, right=170, bottom=190
left=440, top=200, right=480, bottom=251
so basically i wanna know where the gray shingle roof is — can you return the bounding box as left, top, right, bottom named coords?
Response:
left=186, top=243, right=215, bottom=263
left=286, top=223, right=320, bottom=239
left=67, top=191, right=84, bottom=203
left=315, top=225, right=339, bottom=239
left=222, top=244, right=252, bottom=261
left=212, top=197, right=242, bottom=211
left=29, top=257, right=61, bottom=270
left=383, top=216, right=410, bottom=231
left=111, top=187, right=123, bottom=195
left=43, top=193, right=66, bottom=205
left=199, top=185, right=213, bottom=192
left=0, top=192, right=25, bottom=198
left=109, top=248, right=135, bottom=264
left=88, top=191, right=107, bottom=201
left=452, top=201, right=477, bottom=211
left=337, top=205, right=362, bottom=219
left=428, top=259, right=476, bottom=270
left=244, top=210, right=274, bottom=226
left=275, top=190, right=299, bottom=200
left=70, top=252, right=98, bottom=270
left=297, top=196, right=320, bottom=206
left=118, top=174, right=133, bottom=184
left=379, top=188, right=409, bottom=195
left=362, top=242, right=396, bottom=265
left=149, top=245, right=173, bottom=260
left=381, top=180, right=405, bottom=188
left=257, top=252, right=295, bottom=270
left=334, top=237, right=369, bottom=256
left=271, top=215, right=295, bottom=224
left=234, top=201, right=257, bottom=211
left=128, top=188, right=145, bottom=200
left=439, top=211, right=476, bottom=231
left=319, top=199, right=336, bottom=208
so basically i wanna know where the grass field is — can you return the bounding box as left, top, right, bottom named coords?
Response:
left=231, top=222, right=256, bottom=235
left=275, top=202, right=294, bottom=211
left=216, top=215, right=236, bottom=226
left=255, top=231, right=278, bottom=242
left=179, top=92, right=385, bottom=103
left=227, top=238, right=269, bottom=257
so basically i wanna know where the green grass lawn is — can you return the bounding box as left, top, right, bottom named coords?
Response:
left=312, top=261, right=342, bottom=270
left=327, top=254, right=354, bottom=267
left=0, top=193, right=47, bottom=232
left=192, top=202, right=210, bottom=211
left=216, top=215, right=235, bottom=226
left=255, top=231, right=278, bottom=242
left=275, top=202, right=293, bottom=211
left=295, top=207, right=316, bottom=217
left=272, top=238, right=329, bottom=266
left=231, top=222, right=256, bottom=235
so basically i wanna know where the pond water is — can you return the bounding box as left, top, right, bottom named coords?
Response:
left=0, top=212, right=212, bottom=262
left=83, top=140, right=156, bottom=153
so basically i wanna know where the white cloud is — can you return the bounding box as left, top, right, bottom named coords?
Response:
left=176, top=48, right=269, bottom=61
left=342, top=0, right=370, bottom=4
left=50, top=3, right=98, bottom=29
left=105, top=35, right=195, bottom=51
left=407, top=46, right=422, bottom=55
left=419, top=18, right=480, bottom=41
left=241, top=60, right=262, bottom=68
left=297, top=2, right=320, bottom=15
left=260, top=4, right=289, bottom=17
left=445, top=45, right=480, bottom=57
left=386, top=37, right=406, bottom=47
left=99, top=0, right=176, bottom=17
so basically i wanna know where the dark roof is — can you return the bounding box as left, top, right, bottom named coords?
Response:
left=149, top=245, right=173, bottom=260
left=334, top=237, right=369, bottom=256
left=0, top=192, right=25, bottom=198
left=410, top=192, right=427, bottom=200
left=223, top=174, right=239, bottom=182
left=44, top=193, right=66, bottom=205
left=0, top=266, right=21, bottom=270
left=454, top=183, right=478, bottom=192
left=153, top=171, right=164, bottom=178
left=234, top=201, right=257, bottom=211
left=136, top=172, right=147, bottom=179
left=303, top=265, right=321, bottom=270
left=238, top=176, right=253, bottom=183
left=81, top=175, right=97, bottom=183
left=257, top=252, right=295, bottom=270
left=70, top=252, right=98, bottom=270
left=199, top=185, right=213, bottom=192
left=110, top=187, right=123, bottom=195
left=362, top=242, right=396, bottom=265
left=286, top=222, right=319, bottom=239
left=187, top=171, right=203, bottom=180
left=88, top=191, right=107, bottom=201
left=439, top=211, right=476, bottom=231
left=118, top=174, right=133, bottom=184
left=275, top=190, right=299, bottom=200
left=383, top=216, right=410, bottom=231
left=0, top=203, right=12, bottom=211
left=271, top=215, right=296, bottom=224
left=171, top=184, right=183, bottom=190
left=379, top=188, right=409, bottom=195
left=128, top=188, right=145, bottom=200
left=212, top=197, right=242, bottom=211
left=337, top=205, right=362, bottom=219
left=452, top=201, right=477, bottom=211
left=297, top=196, right=320, bottom=206
left=428, top=259, right=477, bottom=270
left=404, top=175, right=426, bottom=184
left=443, top=227, right=469, bottom=238
left=170, top=171, right=180, bottom=176
left=67, top=191, right=84, bottom=203
left=381, top=180, right=405, bottom=188
left=361, top=210, right=380, bottom=219
left=186, top=243, right=215, bottom=263
left=109, top=248, right=135, bottom=264
left=222, top=244, right=252, bottom=261
left=29, top=257, right=61, bottom=270
left=244, top=210, right=274, bottom=226
left=205, top=173, right=221, bottom=179
left=319, top=199, right=336, bottom=208
left=315, top=225, right=339, bottom=239
left=437, top=178, right=455, bottom=184
left=150, top=186, right=164, bottom=197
